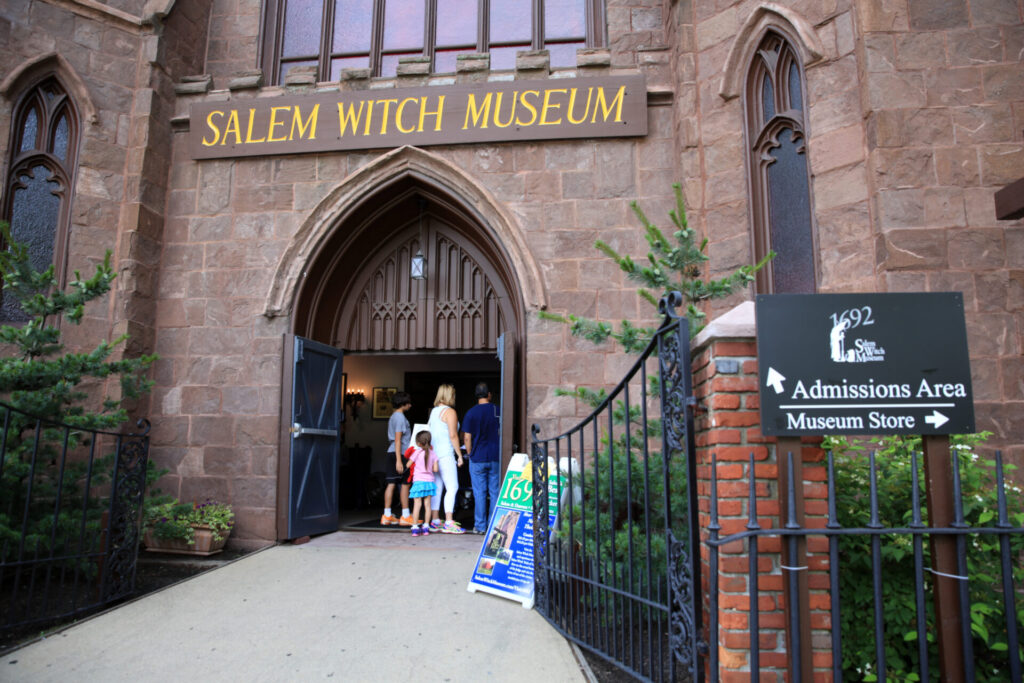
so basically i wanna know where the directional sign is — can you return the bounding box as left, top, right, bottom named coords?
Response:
left=755, top=293, right=975, bottom=436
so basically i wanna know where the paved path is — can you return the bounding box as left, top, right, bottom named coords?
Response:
left=6, top=531, right=585, bottom=682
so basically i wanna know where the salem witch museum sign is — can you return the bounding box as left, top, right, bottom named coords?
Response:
left=189, top=75, right=647, bottom=159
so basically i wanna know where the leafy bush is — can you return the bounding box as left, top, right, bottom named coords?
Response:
left=825, top=433, right=1024, bottom=682
left=144, top=500, right=235, bottom=543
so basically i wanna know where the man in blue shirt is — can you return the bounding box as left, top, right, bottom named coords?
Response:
left=462, top=382, right=501, bottom=534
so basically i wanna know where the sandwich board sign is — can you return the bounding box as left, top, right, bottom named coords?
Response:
left=755, top=293, right=975, bottom=436
left=467, top=453, right=565, bottom=608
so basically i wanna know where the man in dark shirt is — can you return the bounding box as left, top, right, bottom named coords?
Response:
left=462, top=382, right=501, bottom=534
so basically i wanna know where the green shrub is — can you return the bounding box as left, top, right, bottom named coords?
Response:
left=825, top=433, right=1024, bottom=682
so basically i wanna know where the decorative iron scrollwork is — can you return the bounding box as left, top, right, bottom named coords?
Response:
left=667, top=530, right=698, bottom=676
left=531, top=428, right=550, bottom=615
left=102, top=429, right=150, bottom=601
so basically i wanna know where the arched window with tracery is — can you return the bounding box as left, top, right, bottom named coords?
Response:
left=2, top=76, right=78, bottom=321
left=745, top=31, right=816, bottom=293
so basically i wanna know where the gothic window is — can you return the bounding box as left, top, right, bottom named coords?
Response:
left=745, top=32, right=816, bottom=294
left=3, top=77, right=78, bottom=321
left=260, top=0, right=605, bottom=83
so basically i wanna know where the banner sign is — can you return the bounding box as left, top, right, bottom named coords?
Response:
left=189, top=75, right=647, bottom=160
left=755, top=293, right=975, bottom=436
left=467, top=453, right=564, bottom=608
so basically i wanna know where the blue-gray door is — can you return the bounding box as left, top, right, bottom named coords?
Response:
left=286, top=335, right=342, bottom=539
left=497, top=332, right=515, bottom=470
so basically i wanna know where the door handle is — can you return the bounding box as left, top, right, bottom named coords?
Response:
left=291, top=423, right=338, bottom=437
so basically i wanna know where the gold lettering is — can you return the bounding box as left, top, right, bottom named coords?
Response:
left=396, top=97, right=418, bottom=134
left=222, top=109, right=242, bottom=145
left=566, top=87, right=593, bottom=125
left=493, top=92, right=517, bottom=128
left=267, top=106, right=290, bottom=142
left=377, top=99, right=399, bottom=135
left=363, top=101, right=375, bottom=136
left=244, top=109, right=265, bottom=143
left=202, top=110, right=224, bottom=146
left=591, top=85, right=626, bottom=123
left=540, top=88, right=567, bottom=125
left=515, top=90, right=540, bottom=127
left=338, top=101, right=366, bottom=137
left=418, top=95, right=445, bottom=132
left=463, top=92, right=492, bottom=129
left=290, top=104, right=319, bottom=140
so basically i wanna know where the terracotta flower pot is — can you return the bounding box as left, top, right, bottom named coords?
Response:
left=144, top=525, right=228, bottom=556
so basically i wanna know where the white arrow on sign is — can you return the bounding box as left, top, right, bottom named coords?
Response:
left=766, top=367, right=786, bottom=394
left=924, top=411, right=949, bottom=429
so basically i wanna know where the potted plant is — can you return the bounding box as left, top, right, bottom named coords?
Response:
left=143, top=499, right=234, bottom=555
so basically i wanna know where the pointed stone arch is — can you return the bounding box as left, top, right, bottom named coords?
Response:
left=264, top=145, right=547, bottom=320
left=0, top=53, right=98, bottom=125
left=718, top=3, right=826, bottom=101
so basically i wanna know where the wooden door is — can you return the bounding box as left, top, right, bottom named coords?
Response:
left=279, top=335, right=342, bottom=539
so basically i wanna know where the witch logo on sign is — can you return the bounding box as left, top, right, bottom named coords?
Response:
left=828, top=306, right=885, bottom=364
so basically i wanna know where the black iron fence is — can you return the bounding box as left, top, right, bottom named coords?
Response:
left=0, top=401, right=149, bottom=632
left=531, top=295, right=704, bottom=682
left=706, top=448, right=1024, bottom=682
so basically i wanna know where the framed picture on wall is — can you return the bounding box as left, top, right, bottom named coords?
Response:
left=372, top=387, right=397, bottom=420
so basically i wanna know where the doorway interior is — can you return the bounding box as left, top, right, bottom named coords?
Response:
left=338, top=351, right=499, bottom=526
left=280, top=178, right=526, bottom=541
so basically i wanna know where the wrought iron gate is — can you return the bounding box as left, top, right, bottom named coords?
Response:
left=0, top=401, right=150, bottom=631
left=531, top=293, right=704, bottom=682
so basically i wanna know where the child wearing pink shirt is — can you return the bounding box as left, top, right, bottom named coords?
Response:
left=407, top=431, right=439, bottom=537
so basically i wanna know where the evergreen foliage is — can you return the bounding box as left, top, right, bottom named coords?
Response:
left=538, top=182, right=772, bottom=355
left=0, top=221, right=156, bottom=568
left=543, top=184, right=769, bottom=619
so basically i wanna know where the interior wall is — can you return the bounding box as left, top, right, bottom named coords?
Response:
left=343, top=352, right=498, bottom=472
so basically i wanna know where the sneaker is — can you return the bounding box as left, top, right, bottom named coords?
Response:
left=398, top=515, right=415, bottom=527
left=412, top=526, right=423, bottom=536
left=420, top=527, right=430, bottom=536
left=429, top=519, right=443, bottom=531
left=472, top=528, right=486, bottom=535
left=441, top=521, right=466, bottom=534
left=380, top=514, right=399, bottom=526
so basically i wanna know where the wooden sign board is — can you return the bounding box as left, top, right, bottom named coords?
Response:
left=190, top=75, right=647, bottom=159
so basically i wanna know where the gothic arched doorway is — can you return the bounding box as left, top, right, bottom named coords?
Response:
left=278, top=173, right=525, bottom=539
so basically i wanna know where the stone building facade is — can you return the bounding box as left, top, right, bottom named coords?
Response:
left=1, top=0, right=1021, bottom=547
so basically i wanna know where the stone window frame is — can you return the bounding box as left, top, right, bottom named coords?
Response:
left=2, top=75, right=79, bottom=319
left=258, top=0, right=608, bottom=84
left=742, top=28, right=818, bottom=294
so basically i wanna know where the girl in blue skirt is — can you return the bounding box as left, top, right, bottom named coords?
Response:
left=407, top=431, right=439, bottom=536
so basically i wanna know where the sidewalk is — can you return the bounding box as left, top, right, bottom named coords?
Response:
left=6, top=531, right=586, bottom=682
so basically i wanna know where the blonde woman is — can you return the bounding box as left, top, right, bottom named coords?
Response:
left=427, top=384, right=465, bottom=533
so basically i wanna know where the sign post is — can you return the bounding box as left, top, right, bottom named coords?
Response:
left=755, top=292, right=976, bottom=682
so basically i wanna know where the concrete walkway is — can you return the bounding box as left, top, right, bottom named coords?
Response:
left=6, top=531, right=586, bottom=682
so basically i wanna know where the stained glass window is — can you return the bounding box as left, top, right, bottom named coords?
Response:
left=3, top=77, right=77, bottom=321
left=263, top=0, right=604, bottom=83
left=746, top=32, right=816, bottom=294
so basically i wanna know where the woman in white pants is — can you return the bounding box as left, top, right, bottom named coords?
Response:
left=427, top=384, right=465, bottom=533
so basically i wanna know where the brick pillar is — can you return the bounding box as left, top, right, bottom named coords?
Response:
left=691, top=303, right=832, bottom=681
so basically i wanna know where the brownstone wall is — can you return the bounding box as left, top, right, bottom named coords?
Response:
left=856, top=0, right=1024, bottom=462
